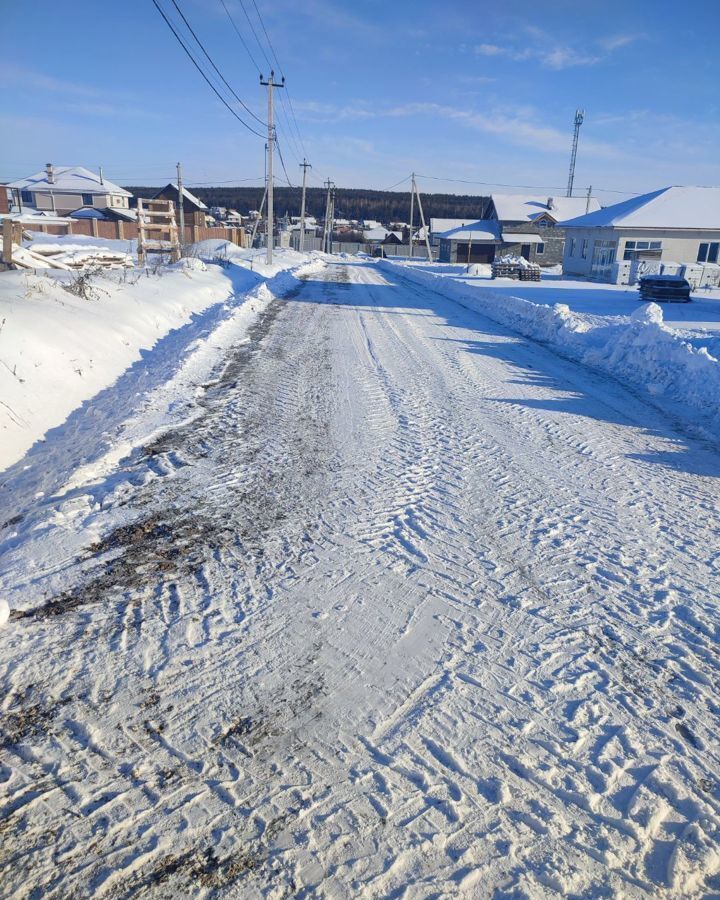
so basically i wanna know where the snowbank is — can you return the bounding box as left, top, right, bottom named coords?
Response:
left=382, top=261, right=720, bottom=437
left=0, top=249, right=324, bottom=473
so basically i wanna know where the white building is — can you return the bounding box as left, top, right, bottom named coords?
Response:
left=8, top=164, right=131, bottom=215
left=561, top=186, right=720, bottom=281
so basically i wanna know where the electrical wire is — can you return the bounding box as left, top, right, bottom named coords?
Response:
left=275, top=137, right=295, bottom=188
left=235, top=0, right=273, bottom=71
left=415, top=172, right=643, bottom=197
left=168, top=0, right=266, bottom=126
left=150, top=0, right=266, bottom=139
left=245, top=0, right=311, bottom=166
left=218, top=0, right=262, bottom=73
left=382, top=175, right=412, bottom=191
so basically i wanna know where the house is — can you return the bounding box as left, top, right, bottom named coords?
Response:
left=152, top=183, right=208, bottom=226
left=560, top=186, right=720, bottom=282
left=7, top=164, right=132, bottom=215
left=429, top=218, right=481, bottom=246
left=482, top=193, right=601, bottom=266
left=437, top=221, right=502, bottom=264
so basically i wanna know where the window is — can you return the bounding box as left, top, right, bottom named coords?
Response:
left=581, top=239, right=589, bottom=259
left=81, top=193, right=94, bottom=206
left=569, top=237, right=576, bottom=256
left=20, top=190, right=33, bottom=204
left=537, top=219, right=549, bottom=228
left=590, top=240, right=617, bottom=278
left=698, top=242, right=719, bottom=263
left=536, top=242, right=545, bottom=255
left=624, top=239, right=662, bottom=260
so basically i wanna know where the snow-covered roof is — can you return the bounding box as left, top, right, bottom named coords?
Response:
left=363, top=227, right=390, bottom=241
left=502, top=232, right=544, bottom=244
left=8, top=166, right=132, bottom=197
left=490, top=193, right=600, bottom=223
left=430, top=218, right=479, bottom=235
left=560, top=186, right=720, bottom=230
left=154, top=183, right=208, bottom=210
left=438, top=221, right=501, bottom=241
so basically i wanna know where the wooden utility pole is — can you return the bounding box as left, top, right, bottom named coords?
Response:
left=585, top=184, right=593, bottom=214
left=176, top=162, right=186, bottom=248
left=299, top=158, right=311, bottom=252
left=260, top=70, right=285, bottom=265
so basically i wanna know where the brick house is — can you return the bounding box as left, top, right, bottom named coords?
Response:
left=482, top=194, right=601, bottom=266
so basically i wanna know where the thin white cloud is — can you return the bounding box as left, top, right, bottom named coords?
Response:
left=473, top=28, right=643, bottom=70
left=0, top=63, right=103, bottom=97
left=598, top=33, right=645, bottom=51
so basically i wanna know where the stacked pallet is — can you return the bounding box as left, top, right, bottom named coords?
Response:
left=491, top=255, right=541, bottom=281
left=638, top=275, right=691, bottom=303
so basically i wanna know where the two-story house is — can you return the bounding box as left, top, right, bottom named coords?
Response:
left=8, top=164, right=132, bottom=215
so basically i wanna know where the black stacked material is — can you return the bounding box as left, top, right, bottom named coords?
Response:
left=638, top=275, right=691, bottom=303
left=491, top=260, right=521, bottom=279
left=519, top=266, right=541, bottom=281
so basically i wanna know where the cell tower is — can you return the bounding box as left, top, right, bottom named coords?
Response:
left=566, top=108, right=584, bottom=198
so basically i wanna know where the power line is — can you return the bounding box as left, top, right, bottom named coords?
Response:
left=246, top=0, right=310, bottom=166
left=382, top=175, right=412, bottom=192
left=250, top=0, right=282, bottom=73
left=414, top=172, right=643, bottom=197
left=150, top=0, right=266, bottom=139
left=168, top=0, right=266, bottom=126
left=275, top=136, right=294, bottom=187
left=236, top=0, right=272, bottom=70
left=218, top=0, right=262, bottom=73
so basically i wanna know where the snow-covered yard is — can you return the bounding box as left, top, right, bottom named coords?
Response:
left=403, top=261, right=720, bottom=354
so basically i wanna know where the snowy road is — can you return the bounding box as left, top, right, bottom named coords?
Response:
left=2, top=260, right=720, bottom=897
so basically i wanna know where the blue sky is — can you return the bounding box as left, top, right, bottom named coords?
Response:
left=2, top=0, right=719, bottom=202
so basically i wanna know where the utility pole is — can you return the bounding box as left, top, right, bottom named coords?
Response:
left=322, top=178, right=334, bottom=254
left=566, top=108, right=585, bottom=198
left=176, top=161, right=185, bottom=248
left=299, top=158, right=311, bottom=252
left=408, top=173, right=415, bottom=259
left=260, top=70, right=285, bottom=264
left=411, top=173, right=433, bottom=261
left=585, top=184, right=592, bottom=214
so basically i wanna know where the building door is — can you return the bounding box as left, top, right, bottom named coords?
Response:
left=520, top=244, right=531, bottom=260
left=457, top=243, right=496, bottom=264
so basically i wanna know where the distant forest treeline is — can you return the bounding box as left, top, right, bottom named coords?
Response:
left=125, top=186, right=492, bottom=223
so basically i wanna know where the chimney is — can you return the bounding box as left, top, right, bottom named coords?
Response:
left=46, top=163, right=55, bottom=184
left=99, top=166, right=104, bottom=185
left=547, top=197, right=554, bottom=210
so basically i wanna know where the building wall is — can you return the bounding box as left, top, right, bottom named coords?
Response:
left=496, top=221, right=565, bottom=265
left=563, top=227, right=720, bottom=279
left=32, top=191, right=129, bottom=213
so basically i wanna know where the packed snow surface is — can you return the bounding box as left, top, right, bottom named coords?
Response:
left=1, top=260, right=719, bottom=896
left=388, top=261, right=720, bottom=437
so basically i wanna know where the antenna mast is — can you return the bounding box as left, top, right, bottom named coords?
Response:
left=566, top=108, right=584, bottom=198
